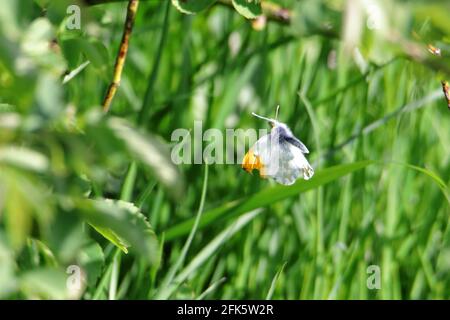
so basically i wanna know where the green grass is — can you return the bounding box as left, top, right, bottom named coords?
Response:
left=0, top=0, right=449, bottom=300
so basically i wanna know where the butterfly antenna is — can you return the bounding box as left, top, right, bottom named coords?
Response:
left=275, top=105, right=280, bottom=120
left=251, top=112, right=274, bottom=122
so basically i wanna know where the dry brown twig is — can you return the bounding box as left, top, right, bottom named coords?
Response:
left=102, top=0, right=139, bottom=112
left=442, top=81, right=450, bottom=110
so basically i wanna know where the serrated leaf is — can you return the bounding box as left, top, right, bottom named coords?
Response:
left=231, top=0, right=262, bottom=19
left=171, top=0, right=217, bottom=14
left=89, top=224, right=129, bottom=254
left=79, top=199, right=159, bottom=265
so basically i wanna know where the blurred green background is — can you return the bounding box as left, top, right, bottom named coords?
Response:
left=0, top=0, right=449, bottom=299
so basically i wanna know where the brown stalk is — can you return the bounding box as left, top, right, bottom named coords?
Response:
left=102, top=0, right=139, bottom=112
left=442, top=81, right=450, bottom=110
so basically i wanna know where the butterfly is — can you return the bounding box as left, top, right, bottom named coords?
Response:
left=427, top=44, right=442, bottom=57
left=242, top=107, right=314, bottom=185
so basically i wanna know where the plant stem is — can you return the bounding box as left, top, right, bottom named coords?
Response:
left=102, top=0, right=139, bottom=112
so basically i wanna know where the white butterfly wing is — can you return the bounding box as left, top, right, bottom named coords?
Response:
left=287, top=142, right=314, bottom=180
left=252, top=132, right=314, bottom=185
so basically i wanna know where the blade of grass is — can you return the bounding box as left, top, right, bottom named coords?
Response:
left=164, top=160, right=373, bottom=241
left=108, top=248, right=121, bottom=300
left=196, top=277, right=227, bottom=300
left=148, top=232, right=165, bottom=297
left=136, top=180, right=157, bottom=209
left=266, top=262, right=287, bottom=300
left=154, top=165, right=209, bottom=299
left=93, top=248, right=120, bottom=300
left=390, top=161, right=449, bottom=203
left=156, top=209, right=262, bottom=299
left=300, top=92, right=326, bottom=297
left=324, top=89, right=442, bottom=160
left=312, top=58, right=399, bottom=106
left=138, top=0, right=171, bottom=125
left=120, top=161, right=137, bottom=202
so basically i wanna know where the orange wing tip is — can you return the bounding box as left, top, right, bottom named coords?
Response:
left=242, top=150, right=265, bottom=175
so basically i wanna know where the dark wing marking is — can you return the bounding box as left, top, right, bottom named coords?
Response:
left=283, top=136, right=309, bottom=154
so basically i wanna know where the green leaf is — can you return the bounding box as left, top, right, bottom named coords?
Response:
left=1, top=169, right=55, bottom=251
left=4, top=182, right=33, bottom=251
left=21, top=17, right=66, bottom=73
left=62, top=37, right=109, bottom=72
left=0, top=146, right=49, bottom=173
left=413, top=4, right=450, bottom=35
left=89, top=224, right=129, bottom=254
left=59, top=38, right=83, bottom=70
left=35, top=73, right=64, bottom=119
left=0, top=238, right=17, bottom=298
left=0, top=0, right=20, bottom=39
left=46, top=211, right=85, bottom=264
left=33, top=0, right=50, bottom=8
left=171, top=0, right=217, bottom=15
left=79, top=199, right=159, bottom=265
left=231, top=0, right=262, bottom=19
left=19, top=268, right=69, bottom=299
left=83, top=38, right=109, bottom=71
left=164, top=161, right=373, bottom=240
left=30, top=239, right=58, bottom=267
left=108, top=118, right=185, bottom=200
